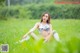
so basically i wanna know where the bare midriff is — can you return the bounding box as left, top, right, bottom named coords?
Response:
left=40, top=30, right=50, bottom=39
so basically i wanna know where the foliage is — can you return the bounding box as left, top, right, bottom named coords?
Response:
left=0, top=3, right=80, bottom=20
left=0, top=19, right=80, bottom=53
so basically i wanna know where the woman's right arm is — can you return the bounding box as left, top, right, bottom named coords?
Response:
left=23, top=22, right=39, bottom=38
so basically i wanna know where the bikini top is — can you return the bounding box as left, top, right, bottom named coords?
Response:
left=38, top=23, right=50, bottom=33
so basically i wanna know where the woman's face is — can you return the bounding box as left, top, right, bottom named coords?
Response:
left=42, top=14, right=49, bottom=22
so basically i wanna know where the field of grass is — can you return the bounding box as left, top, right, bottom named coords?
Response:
left=0, top=18, right=80, bottom=53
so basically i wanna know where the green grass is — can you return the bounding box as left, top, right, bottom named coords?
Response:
left=0, top=18, right=80, bottom=53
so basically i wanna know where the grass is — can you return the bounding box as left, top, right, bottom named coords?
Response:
left=0, top=18, right=80, bottom=53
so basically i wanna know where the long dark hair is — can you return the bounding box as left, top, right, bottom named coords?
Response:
left=41, top=12, right=51, bottom=24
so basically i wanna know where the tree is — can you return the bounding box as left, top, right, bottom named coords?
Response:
left=0, top=0, right=5, bottom=5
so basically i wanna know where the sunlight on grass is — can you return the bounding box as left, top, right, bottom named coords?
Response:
left=0, top=18, right=80, bottom=53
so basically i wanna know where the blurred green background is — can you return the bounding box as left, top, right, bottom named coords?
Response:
left=0, top=0, right=80, bottom=19
left=0, top=0, right=80, bottom=53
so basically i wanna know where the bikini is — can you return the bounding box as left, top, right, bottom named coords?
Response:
left=38, top=22, right=50, bottom=33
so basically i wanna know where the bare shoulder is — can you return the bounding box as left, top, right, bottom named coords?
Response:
left=35, top=22, right=40, bottom=26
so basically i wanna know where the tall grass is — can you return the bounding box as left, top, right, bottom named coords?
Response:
left=0, top=18, right=80, bottom=53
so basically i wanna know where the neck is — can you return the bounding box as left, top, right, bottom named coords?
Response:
left=42, top=21, right=47, bottom=24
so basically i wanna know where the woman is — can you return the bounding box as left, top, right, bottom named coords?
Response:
left=19, top=13, right=60, bottom=43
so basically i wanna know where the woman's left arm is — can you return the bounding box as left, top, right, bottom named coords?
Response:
left=44, top=24, right=53, bottom=42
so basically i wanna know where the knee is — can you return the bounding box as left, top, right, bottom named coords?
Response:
left=29, top=32, right=34, bottom=35
left=52, top=30, right=57, bottom=34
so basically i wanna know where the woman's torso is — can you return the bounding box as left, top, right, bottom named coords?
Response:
left=38, top=22, right=50, bottom=37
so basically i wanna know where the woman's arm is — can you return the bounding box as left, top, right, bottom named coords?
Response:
left=23, top=22, right=39, bottom=38
left=44, top=24, right=53, bottom=42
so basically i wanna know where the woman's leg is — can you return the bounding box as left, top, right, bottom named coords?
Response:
left=52, top=30, right=60, bottom=41
left=30, top=32, right=39, bottom=40
left=19, top=35, right=30, bottom=43
left=19, top=32, right=39, bottom=43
